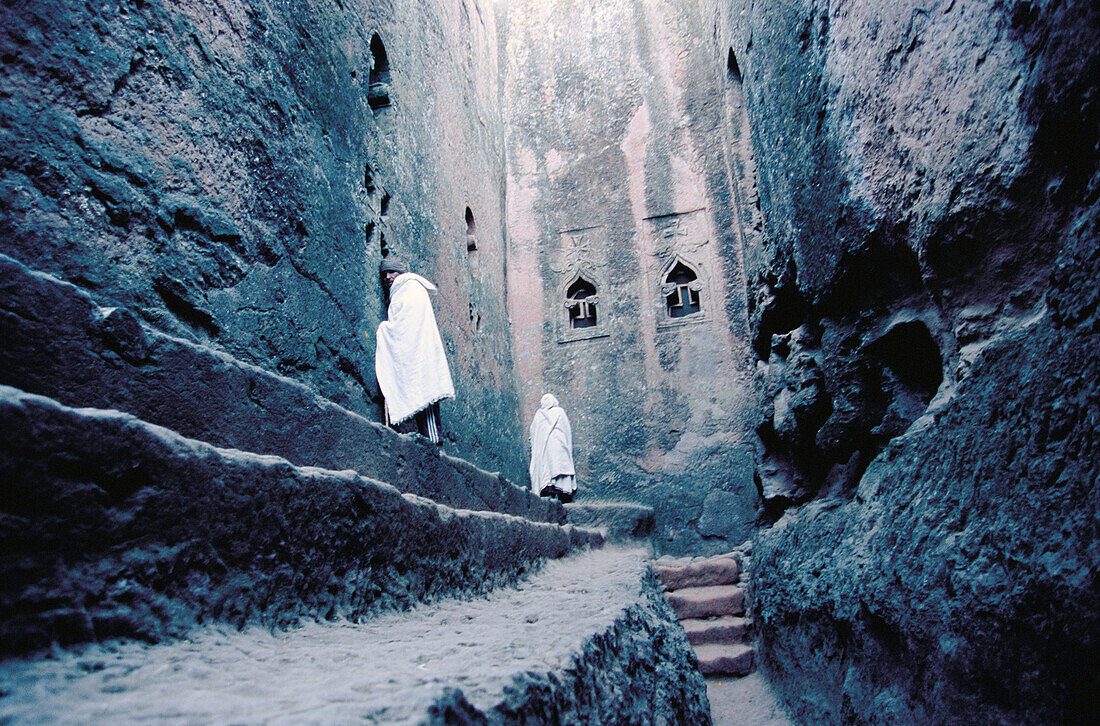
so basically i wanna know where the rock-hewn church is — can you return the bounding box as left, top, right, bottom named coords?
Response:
left=1, top=0, right=1095, bottom=723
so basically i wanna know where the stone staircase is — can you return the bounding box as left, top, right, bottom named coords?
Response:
left=0, top=254, right=711, bottom=723
left=655, top=550, right=756, bottom=677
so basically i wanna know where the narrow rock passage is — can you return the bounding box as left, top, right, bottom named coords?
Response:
left=0, top=546, right=705, bottom=724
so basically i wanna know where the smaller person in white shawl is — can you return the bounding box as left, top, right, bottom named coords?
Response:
left=375, top=258, right=455, bottom=444
left=529, top=394, right=577, bottom=503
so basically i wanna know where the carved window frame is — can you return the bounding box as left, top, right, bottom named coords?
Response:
left=558, top=270, right=609, bottom=343
left=656, top=256, right=708, bottom=330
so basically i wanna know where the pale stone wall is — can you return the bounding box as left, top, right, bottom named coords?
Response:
left=501, top=0, right=760, bottom=553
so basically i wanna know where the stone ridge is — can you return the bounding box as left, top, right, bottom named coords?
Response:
left=0, top=386, right=602, bottom=656
left=0, top=548, right=710, bottom=725
left=562, top=501, right=656, bottom=541
left=0, top=255, right=560, bottom=524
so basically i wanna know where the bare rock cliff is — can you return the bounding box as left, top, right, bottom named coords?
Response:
left=713, top=0, right=1099, bottom=722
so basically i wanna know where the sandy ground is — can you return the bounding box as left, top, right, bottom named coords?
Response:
left=0, top=547, right=656, bottom=725
left=707, top=672, right=797, bottom=726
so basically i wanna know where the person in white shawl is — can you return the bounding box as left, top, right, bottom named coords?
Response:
left=529, top=393, right=576, bottom=502
left=375, top=258, right=455, bottom=444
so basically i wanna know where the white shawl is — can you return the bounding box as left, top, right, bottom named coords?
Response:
left=529, top=394, right=576, bottom=494
left=375, top=273, right=455, bottom=424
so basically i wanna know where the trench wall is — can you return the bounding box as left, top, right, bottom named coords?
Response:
left=0, top=0, right=527, bottom=482
left=707, top=0, right=1099, bottom=722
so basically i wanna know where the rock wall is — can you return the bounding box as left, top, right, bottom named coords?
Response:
left=709, top=0, right=1099, bottom=722
left=0, top=254, right=561, bottom=523
left=501, top=0, right=760, bottom=554
left=0, top=385, right=599, bottom=656
left=0, top=0, right=527, bottom=482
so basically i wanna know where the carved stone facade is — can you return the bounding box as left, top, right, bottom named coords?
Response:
left=552, top=227, right=611, bottom=343
left=644, top=210, right=713, bottom=330
left=503, top=0, right=761, bottom=553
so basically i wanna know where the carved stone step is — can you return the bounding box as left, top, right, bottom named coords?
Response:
left=655, top=555, right=739, bottom=591
left=681, top=616, right=752, bottom=646
left=0, top=385, right=605, bottom=656
left=666, top=585, right=745, bottom=620
left=694, top=643, right=755, bottom=676
left=564, top=502, right=655, bottom=541
left=0, top=254, right=559, bottom=524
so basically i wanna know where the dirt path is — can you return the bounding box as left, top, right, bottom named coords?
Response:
left=0, top=547, right=663, bottom=724
left=707, top=672, right=796, bottom=726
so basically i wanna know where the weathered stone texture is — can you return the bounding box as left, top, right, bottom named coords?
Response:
left=502, top=0, right=760, bottom=554
left=709, top=0, right=1100, bottom=722
left=0, top=0, right=526, bottom=483
left=0, top=548, right=709, bottom=725
left=0, top=254, right=560, bottom=523
left=655, top=555, right=739, bottom=591
left=0, top=386, right=604, bottom=656
left=562, top=501, right=656, bottom=542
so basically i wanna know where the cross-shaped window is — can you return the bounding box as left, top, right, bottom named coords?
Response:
left=567, top=278, right=598, bottom=329
left=665, top=262, right=701, bottom=318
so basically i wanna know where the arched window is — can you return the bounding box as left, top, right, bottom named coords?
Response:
left=566, top=278, right=598, bottom=329
left=664, top=262, right=701, bottom=318
left=368, top=34, right=391, bottom=111
left=465, top=207, right=478, bottom=252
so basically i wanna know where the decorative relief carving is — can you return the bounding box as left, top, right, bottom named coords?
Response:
left=645, top=209, right=709, bottom=263
left=557, top=268, right=609, bottom=343
left=550, top=226, right=610, bottom=344
left=644, top=209, right=711, bottom=330
left=549, top=226, right=608, bottom=276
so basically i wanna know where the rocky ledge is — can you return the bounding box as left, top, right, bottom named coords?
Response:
left=0, top=548, right=710, bottom=725
left=0, top=386, right=602, bottom=656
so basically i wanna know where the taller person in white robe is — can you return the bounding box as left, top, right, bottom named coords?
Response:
left=375, top=258, right=455, bottom=444
left=529, top=394, right=577, bottom=503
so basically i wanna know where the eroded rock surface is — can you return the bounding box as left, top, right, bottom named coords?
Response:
left=708, top=0, right=1100, bottom=722
left=0, top=386, right=602, bottom=656
left=0, top=548, right=710, bottom=725
left=0, top=0, right=527, bottom=485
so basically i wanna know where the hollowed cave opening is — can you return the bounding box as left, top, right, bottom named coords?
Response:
left=864, top=320, right=943, bottom=403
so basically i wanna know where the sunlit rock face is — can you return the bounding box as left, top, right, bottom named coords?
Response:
left=0, top=0, right=526, bottom=482
left=501, top=0, right=761, bottom=555
left=710, top=0, right=1099, bottom=722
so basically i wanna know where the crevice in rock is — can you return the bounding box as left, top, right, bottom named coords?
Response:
left=153, top=274, right=220, bottom=338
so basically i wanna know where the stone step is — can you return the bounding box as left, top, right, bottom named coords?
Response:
left=0, top=254, right=558, bottom=524
left=0, top=548, right=711, bottom=724
left=564, top=502, right=655, bottom=541
left=694, top=643, right=755, bottom=677
left=0, top=385, right=603, bottom=657
left=666, top=585, right=746, bottom=620
left=655, top=554, right=740, bottom=591
left=681, top=616, right=752, bottom=646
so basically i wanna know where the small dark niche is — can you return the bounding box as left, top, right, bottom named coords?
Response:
left=727, top=47, right=742, bottom=84
left=465, top=206, right=477, bottom=252
left=864, top=321, right=943, bottom=400
left=368, top=34, right=391, bottom=112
